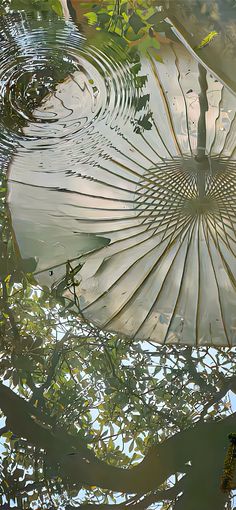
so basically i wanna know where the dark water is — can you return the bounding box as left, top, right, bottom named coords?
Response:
left=0, top=1, right=236, bottom=509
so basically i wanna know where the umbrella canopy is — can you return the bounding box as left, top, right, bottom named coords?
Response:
left=8, top=37, right=236, bottom=346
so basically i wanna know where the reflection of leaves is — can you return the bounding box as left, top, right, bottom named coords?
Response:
left=20, top=257, right=37, bottom=274
left=148, top=47, right=163, bottom=63
left=81, top=1, right=168, bottom=54
left=136, top=94, right=150, bottom=112
left=135, top=112, right=153, bottom=133
left=137, top=34, right=160, bottom=54
left=0, top=258, right=8, bottom=279
left=0, top=7, right=235, bottom=510
left=128, top=12, right=145, bottom=34
left=195, top=30, right=218, bottom=50
left=8, top=0, right=63, bottom=16
left=46, top=235, right=110, bottom=295
left=13, top=355, right=35, bottom=371
left=147, top=11, right=165, bottom=26
left=49, top=0, right=63, bottom=17
left=97, top=12, right=111, bottom=26
left=84, top=11, right=98, bottom=26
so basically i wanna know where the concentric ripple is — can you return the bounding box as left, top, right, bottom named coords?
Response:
left=7, top=20, right=236, bottom=346
left=0, top=14, right=138, bottom=163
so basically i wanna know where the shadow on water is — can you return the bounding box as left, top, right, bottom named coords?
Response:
left=0, top=1, right=236, bottom=509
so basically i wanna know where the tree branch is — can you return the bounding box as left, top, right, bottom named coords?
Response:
left=67, top=482, right=184, bottom=509
left=0, top=381, right=235, bottom=500
left=30, top=330, right=71, bottom=406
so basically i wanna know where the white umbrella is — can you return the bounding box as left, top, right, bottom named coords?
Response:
left=8, top=37, right=236, bottom=346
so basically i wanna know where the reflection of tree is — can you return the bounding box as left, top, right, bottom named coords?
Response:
left=1, top=2, right=236, bottom=509
left=0, top=202, right=236, bottom=510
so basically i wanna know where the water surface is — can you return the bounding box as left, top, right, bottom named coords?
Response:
left=0, top=1, right=236, bottom=509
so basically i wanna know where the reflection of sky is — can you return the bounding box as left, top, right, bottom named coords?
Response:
left=229, top=390, right=236, bottom=412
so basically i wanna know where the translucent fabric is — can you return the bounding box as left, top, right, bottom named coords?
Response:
left=8, top=38, right=236, bottom=346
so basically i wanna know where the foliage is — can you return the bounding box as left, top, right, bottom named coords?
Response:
left=0, top=0, right=172, bottom=58
left=1, top=172, right=236, bottom=509
left=0, top=0, right=63, bottom=16
left=0, top=2, right=236, bottom=510
left=77, top=1, right=173, bottom=132
left=80, top=0, right=171, bottom=60
left=221, top=434, right=236, bottom=494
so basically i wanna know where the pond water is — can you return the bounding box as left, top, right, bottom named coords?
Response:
left=0, top=1, right=236, bottom=509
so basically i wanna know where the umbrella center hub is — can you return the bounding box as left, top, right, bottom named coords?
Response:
left=185, top=195, right=216, bottom=216
left=137, top=155, right=236, bottom=228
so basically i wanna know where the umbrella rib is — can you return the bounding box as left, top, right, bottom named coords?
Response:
left=147, top=53, right=182, bottom=156
left=81, top=216, right=194, bottom=326
left=202, top=217, right=231, bottom=347
left=152, top=119, right=174, bottom=159
left=219, top=113, right=236, bottom=157
left=163, top=218, right=197, bottom=344
left=207, top=212, right=236, bottom=252
left=207, top=215, right=236, bottom=285
left=114, top=128, right=162, bottom=165
left=131, top=220, right=195, bottom=340
left=140, top=132, right=165, bottom=162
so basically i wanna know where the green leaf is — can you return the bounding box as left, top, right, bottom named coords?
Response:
left=97, top=12, right=111, bottom=25
left=136, top=94, right=150, bottom=111
left=136, top=113, right=153, bottom=132
left=10, top=0, right=29, bottom=9
left=138, top=35, right=160, bottom=54
left=49, top=0, right=63, bottom=16
left=20, top=257, right=37, bottom=273
left=146, top=11, right=164, bottom=26
left=2, top=431, right=13, bottom=440
left=129, top=439, right=135, bottom=453
left=108, top=437, right=113, bottom=450
left=195, top=31, right=218, bottom=50
left=14, top=355, right=34, bottom=371
left=0, top=260, right=8, bottom=279
left=129, top=12, right=146, bottom=34
left=54, top=277, right=68, bottom=296
left=148, top=48, right=163, bottom=63
left=84, top=11, right=98, bottom=25
left=152, top=20, right=171, bottom=32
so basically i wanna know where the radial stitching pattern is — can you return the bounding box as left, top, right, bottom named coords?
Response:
left=7, top=29, right=236, bottom=346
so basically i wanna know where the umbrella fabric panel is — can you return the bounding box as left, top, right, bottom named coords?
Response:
left=8, top=39, right=236, bottom=345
